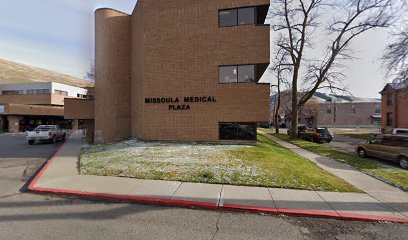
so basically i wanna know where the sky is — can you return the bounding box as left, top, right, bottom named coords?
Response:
left=0, top=0, right=396, bottom=98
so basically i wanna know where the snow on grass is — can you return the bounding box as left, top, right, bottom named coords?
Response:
left=80, top=139, right=265, bottom=185
left=80, top=136, right=360, bottom=192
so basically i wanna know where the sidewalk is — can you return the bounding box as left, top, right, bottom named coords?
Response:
left=259, top=132, right=408, bottom=216
left=28, top=132, right=408, bottom=223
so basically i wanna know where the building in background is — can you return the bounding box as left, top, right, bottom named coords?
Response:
left=66, top=0, right=271, bottom=143
left=0, top=82, right=88, bottom=133
left=317, top=96, right=381, bottom=128
left=380, top=80, right=408, bottom=132
left=271, top=92, right=382, bottom=129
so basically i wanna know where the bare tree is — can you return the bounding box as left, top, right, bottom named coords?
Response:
left=270, top=48, right=292, bottom=133
left=272, top=0, right=395, bottom=138
left=86, top=61, right=95, bottom=81
left=383, top=26, right=408, bottom=83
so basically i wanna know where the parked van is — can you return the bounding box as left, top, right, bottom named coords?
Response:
left=356, top=134, right=408, bottom=169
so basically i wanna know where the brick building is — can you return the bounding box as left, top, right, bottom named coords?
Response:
left=271, top=92, right=381, bottom=128
left=380, top=80, right=408, bottom=132
left=317, top=98, right=382, bottom=128
left=66, top=0, right=271, bottom=143
left=0, top=82, right=89, bottom=133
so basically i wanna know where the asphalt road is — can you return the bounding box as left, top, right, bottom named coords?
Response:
left=0, top=133, right=407, bottom=240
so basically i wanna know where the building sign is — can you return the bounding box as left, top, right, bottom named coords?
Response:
left=0, top=105, right=4, bottom=114
left=145, top=96, right=216, bottom=111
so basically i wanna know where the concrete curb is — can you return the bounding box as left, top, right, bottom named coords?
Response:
left=27, top=139, right=408, bottom=224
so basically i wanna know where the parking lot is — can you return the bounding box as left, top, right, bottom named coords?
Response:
left=0, top=133, right=63, bottom=196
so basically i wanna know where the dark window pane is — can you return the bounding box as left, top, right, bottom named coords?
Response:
left=219, top=123, right=257, bottom=140
left=238, top=65, right=255, bottom=83
left=255, top=63, right=269, bottom=82
left=236, top=123, right=257, bottom=140
left=238, top=7, right=255, bottom=25
left=219, top=9, right=237, bottom=27
left=256, top=4, right=270, bottom=25
left=219, top=66, right=238, bottom=83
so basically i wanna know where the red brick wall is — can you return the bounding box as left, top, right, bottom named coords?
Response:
left=96, top=0, right=271, bottom=143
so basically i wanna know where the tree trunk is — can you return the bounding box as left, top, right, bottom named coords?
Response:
left=274, top=110, right=280, bottom=134
left=274, top=81, right=281, bottom=134
left=290, top=107, right=299, bottom=139
left=290, top=84, right=299, bottom=139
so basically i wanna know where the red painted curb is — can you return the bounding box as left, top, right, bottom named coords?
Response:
left=336, top=212, right=408, bottom=223
left=28, top=135, right=408, bottom=224
left=220, top=204, right=278, bottom=214
left=27, top=140, right=68, bottom=191
left=276, top=208, right=340, bottom=218
left=167, top=199, right=218, bottom=209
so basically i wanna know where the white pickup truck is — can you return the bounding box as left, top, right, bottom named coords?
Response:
left=26, top=125, right=66, bottom=145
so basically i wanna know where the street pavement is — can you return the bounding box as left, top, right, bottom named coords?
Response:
left=0, top=133, right=407, bottom=239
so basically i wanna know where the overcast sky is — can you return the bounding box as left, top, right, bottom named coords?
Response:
left=0, top=0, right=396, bottom=98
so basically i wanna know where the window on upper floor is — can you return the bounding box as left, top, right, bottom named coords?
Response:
left=219, top=5, right=270, bottom=27
left=26, top=89, right=50, bottom=95
left=2, top=90, right=24, bottom=95
left=219, top=63, right=269, bottom=84
left=375, top=109, right=381, bottom=114
left=386, top=93, right=393, bottom=106
left=55, top=90, right=68, bottom=96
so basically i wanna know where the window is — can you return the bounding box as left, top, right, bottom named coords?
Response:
left=55, top=90, right=68, bottom=96
left=351, top=108, right=356, bottom=114
left=219, top=66, right=238, bottom=83
left=219, top=64, right=268, bottom=83
left=77, top=94, right=86, bottom=98
left=219, top=9, right=237, bottom=27
left=386, top=93, right=393, bottom=106
left=238, top=65, right=255, bottom=82
left=386, top=112, right=393, bottom=126
left=2, top=90, right=23, bottom=95
left=219, top=122, right=257, bottom=140
left=256, top=5, right=270, bottom=25
left=238, top=8, right=255, bottom=25
left=327, top=109, right=332, bottom=114
left=375, top=109, right=381, bottom=114
left=219, top=5, right=269, bottom=27
left=369, top=136, right=383, bottom=144
left=26, top=89, right=50, bottom=95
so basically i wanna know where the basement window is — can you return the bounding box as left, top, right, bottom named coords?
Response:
left=219, top=122, right=257, bottom=140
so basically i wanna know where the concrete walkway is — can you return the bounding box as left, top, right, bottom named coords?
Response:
left=259, top=132, right=408, bottom=218
left=28, top=132, right=408, bottom=223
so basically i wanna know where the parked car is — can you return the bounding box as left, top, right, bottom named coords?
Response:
left=393, top=128, right=408, bottom=136
left=258, top=122, right=270, bottom=128
left=287, top=124, right=308, bottom=137
left=300, top=127, right=333, bottom=143
left=26, top=125, right=66, bottom=145
left=356, top=134, right=408, bottom=169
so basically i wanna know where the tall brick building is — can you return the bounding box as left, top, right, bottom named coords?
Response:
left=380, top=80, right=408, bottom=131
left=66, top=0, right=271, bottom=143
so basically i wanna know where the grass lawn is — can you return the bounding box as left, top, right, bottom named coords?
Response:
left=264, top=130, right=408, bottom=191
left=80, top=135, right=359, bottom=192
